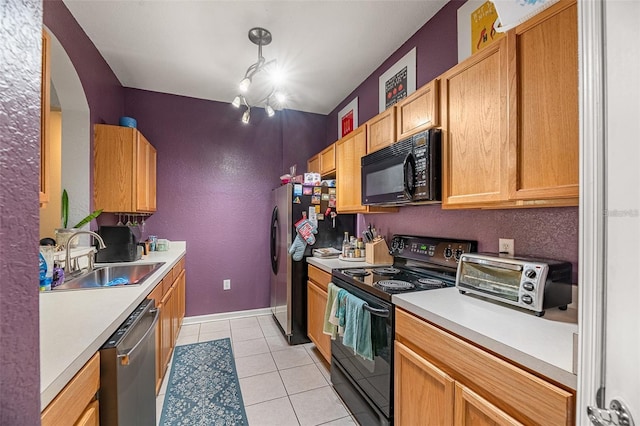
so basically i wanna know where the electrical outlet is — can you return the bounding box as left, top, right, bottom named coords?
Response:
left=223, top=279, right=231, bottom=290
left=499, top=238, right=515, bottom=256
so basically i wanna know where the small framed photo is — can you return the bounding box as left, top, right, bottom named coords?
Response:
left=379, top=48, right=416, bottom=113
left=338, top=97, right=358, bottom=138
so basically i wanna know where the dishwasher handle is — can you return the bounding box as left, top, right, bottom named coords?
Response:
left=118, top=307, right=160, bottom=366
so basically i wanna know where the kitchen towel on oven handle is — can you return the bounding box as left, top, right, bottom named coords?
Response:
left=342, top=292, right=373, bottom=361
left=324, top=283, right=342, bottom=339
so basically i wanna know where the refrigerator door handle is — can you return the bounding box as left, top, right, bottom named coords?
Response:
left=270, top=206, right=279, bottom=274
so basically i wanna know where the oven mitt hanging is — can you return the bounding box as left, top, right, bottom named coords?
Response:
left=289, top=218, right=317, bottom=261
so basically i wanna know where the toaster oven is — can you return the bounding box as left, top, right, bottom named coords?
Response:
left=456, top=253, right=572, bottom=316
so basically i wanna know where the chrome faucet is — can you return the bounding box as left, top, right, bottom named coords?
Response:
left=64, top=231, right=107, bottom=275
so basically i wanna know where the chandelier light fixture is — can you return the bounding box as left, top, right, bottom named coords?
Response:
left=232, top=27, right=285, bottom=124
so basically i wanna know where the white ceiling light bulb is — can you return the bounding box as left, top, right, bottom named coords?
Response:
left=232, top=96, right=241, bottom=108
left=275, top=92, right=286, bottom=104
left=239, top=77, right=251, bottom=93
left=265, top=104, right=275, bottom=117
left=241, top=108, right=251, bottom=124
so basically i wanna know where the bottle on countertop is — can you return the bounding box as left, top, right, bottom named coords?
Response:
left=39, top=246, right=54, bottom=291
left=342, top=232, right=350, bottom=257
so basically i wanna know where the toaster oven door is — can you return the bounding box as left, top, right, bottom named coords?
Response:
left=457, top=259, right=522, bottom=302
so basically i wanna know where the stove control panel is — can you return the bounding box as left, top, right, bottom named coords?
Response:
left=390, top=235, right=478, bottom=267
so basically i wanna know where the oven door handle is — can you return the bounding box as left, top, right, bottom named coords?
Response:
left=364, top=304, right=390, bottom=317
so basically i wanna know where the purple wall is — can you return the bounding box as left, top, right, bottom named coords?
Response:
left=0, top=0, right=42, bottom=423
left=44, top=0, right=124, bottom=127
left=369, top=206, right=579, bottom=282
left=123, top=89, right=326, bottom=316
left=325, top=0, right=579, bottom=277
left=326, top=0, right=465, bottom=143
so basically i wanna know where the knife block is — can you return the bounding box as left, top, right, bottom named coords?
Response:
left=365, top=238, right=393, bottom=265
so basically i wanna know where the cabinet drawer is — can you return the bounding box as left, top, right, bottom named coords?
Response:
left=395, top=308, right=574, bottom=425
left=308, top=265, right=331, bottom=292
left=41, top=353, right=100, bottom=426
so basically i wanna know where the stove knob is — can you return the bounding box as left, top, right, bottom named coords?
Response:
left=521, top=294, right=533, bottom=305
left=525, top=269, right=537, bottom=279
left=454, top=249, right=464, bottom=262
left=444, top=247, right=453, bottom=259
left=391, top=238, right=405, bottom=253
left=523, top=282, right=535, bottom=292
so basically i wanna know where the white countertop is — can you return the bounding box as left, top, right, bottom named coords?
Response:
left=39, top=242, right=186, bottom=410
left=393, top=288, right=578, bottom=389
left=306, top=256, right=390, bottom=273
left=307, top=256, right=578, bottom=389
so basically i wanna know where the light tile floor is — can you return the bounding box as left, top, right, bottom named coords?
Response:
left=156, top=314, right=358, bottom=426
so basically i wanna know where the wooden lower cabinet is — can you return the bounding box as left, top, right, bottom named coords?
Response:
left=160, top=284, right=174, bottom=376
left=454, top=383, right=523, bottom=426
left=147, top=281, right=164, bottom=393
left=394, top=308, right=575, bottom=425
left=148, top=255, right=187, bottom=394
left=307, top=265, right=332, bottom=362
left=395, top=341, right=454, bottom=425
left=75, top=400, right=100, bottom=426
left=41, top=353, right=100, bottom=426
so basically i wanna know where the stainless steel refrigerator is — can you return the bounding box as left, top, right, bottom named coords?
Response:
left=270, top=183, right=355, bottom=344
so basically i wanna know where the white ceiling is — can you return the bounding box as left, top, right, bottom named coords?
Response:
left=63, top=0, right=448, bottom=115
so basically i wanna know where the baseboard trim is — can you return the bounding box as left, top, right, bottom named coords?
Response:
left=183, top=307, right=273, bottom=324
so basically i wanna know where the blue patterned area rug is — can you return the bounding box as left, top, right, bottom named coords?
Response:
left=160, top=338, right=248, bottom=426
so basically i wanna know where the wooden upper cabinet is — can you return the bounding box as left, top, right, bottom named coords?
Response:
left=366, top=107, right=396, bottom=153
left=40, top=30, right=51, bottom=206
left=307, top=154, right=320, bottom=174
left=94, top=124, right=157, bottom=213
left=440, top=38, right=510, bottom=208
left=136, top=134, right=157, bottom=212
left=508, top=0, right=579, bottom=202
left=336, top=126, right=368, bottom=213
left=319, top=143, right=336, bottom=176
left=396, top=79, right=439, bottom=141
left=335, top=126, right=398, bottom=214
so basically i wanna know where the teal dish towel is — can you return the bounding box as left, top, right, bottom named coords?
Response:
left=342, top=292, right=373, bottom=361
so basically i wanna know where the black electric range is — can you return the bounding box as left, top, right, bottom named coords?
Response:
left=332, top=234, right=478, bottom=302
left=329, top=234, right=477, bottom=426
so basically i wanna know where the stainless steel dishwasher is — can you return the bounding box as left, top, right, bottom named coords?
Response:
left=99, top=298, right=159, bottom=425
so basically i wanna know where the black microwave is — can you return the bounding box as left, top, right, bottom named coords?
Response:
left=361, top=128, right=441, bottom=205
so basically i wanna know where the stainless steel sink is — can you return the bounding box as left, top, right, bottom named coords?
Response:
left=53, top=262, right=165, bottom=291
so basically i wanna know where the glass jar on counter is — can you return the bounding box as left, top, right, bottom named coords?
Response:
left=148, top=235, right=157, bottom=251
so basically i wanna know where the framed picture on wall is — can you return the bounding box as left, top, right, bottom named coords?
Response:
left=378, top=48, right=416, bottom=113
left=457, top=0, right=505, bottom=62
left=338, top=97, right=358, bottom=138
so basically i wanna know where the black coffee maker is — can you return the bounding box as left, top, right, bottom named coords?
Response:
left=95, top=226, right=143, bottom=262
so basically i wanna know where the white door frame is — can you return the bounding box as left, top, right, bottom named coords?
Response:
left=578, top=0, right=640, bottom=423
left=577, top=0, right=606, bottom=422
